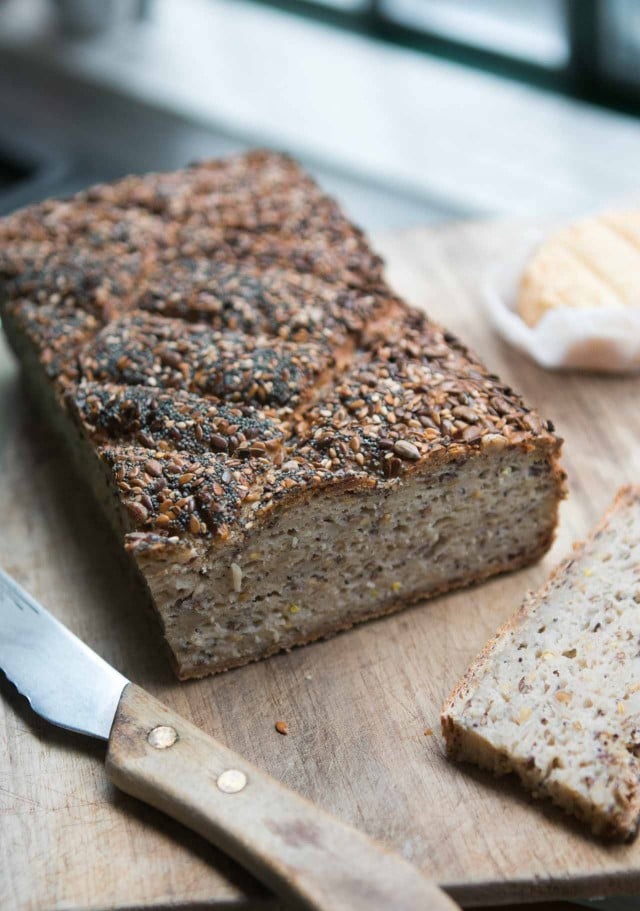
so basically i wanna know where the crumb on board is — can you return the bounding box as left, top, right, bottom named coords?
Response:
left=275, top=720, right=289, bottom=735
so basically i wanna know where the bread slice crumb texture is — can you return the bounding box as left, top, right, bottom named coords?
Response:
left=442, top=486, right=640, bottom=840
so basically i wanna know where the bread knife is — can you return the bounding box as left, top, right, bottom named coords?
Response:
left=0, top=567, right=458, bottom=911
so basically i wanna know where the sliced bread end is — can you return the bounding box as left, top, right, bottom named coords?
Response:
left=442, top=486, right=640, bottom=841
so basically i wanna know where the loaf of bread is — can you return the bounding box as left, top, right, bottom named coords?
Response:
left=442, top=487, right=640, bottom=840
left=0, top=151, right=565, bottom=678
left=518, top=210, right=640, bottom=326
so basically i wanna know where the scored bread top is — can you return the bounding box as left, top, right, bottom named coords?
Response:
left=0, top=150, right=562, bottom=547
left=442, top=486, right=640, bottom=840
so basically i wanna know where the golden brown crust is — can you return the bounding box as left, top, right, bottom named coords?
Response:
left=0, top=149, right=568, bottom=682
left=0, top=151, right=564, bottom=549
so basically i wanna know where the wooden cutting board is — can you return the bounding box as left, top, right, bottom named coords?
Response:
left=2, top=219, right=640, bottom=911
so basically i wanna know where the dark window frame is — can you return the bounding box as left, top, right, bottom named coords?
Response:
left=245, top=0, right=640, bottom=115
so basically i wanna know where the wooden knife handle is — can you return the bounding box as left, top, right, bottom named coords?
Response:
left=106, top=684, right=458, bottom=911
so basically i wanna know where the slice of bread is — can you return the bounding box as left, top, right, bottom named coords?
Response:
left=518, top=211, right=640, bottom=326
left=442, top=487, right=640, bottom=840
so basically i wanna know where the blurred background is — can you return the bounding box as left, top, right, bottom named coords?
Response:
left=0, top=8, right=639, bottom=911
left=1, top=0, right=640, bottom=230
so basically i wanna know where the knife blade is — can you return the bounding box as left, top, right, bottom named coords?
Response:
left=0, top=566, right=459, bottom=911
left=0, top=568, right=126, bottom=737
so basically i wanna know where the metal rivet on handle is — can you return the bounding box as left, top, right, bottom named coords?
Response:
left=148, top=725, right=178, bottom=749
left=217, top=769, right=247, bottom=794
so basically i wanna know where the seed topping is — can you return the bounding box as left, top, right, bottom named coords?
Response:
left=0, top=150, right=561, bottom=542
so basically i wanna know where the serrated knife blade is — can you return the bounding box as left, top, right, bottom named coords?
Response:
left=0, top=565, right=458, bottom=911
left=0, top=567, right=127, bottom=738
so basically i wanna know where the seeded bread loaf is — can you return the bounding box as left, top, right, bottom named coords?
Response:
left=0, top=150, right=565, bottom=679
left=442, top=486, right=640, bottom=840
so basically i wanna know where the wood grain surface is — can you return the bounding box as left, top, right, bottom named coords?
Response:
left=2, top=220, right=640, bottom=911
left=106, top=683, right=458, bottom=911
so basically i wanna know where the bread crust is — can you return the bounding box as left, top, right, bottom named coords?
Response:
left=0, top=150, right=565, bottom=676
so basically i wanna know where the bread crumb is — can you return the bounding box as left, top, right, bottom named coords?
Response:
left=424, top=727, right=434, bottom=736
left=275, top=720, right=289, bottom=735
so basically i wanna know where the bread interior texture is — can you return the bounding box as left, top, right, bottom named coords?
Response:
left=442, top=488, right=640, bottom=840
left=134, top=447, right=559, bottom=677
